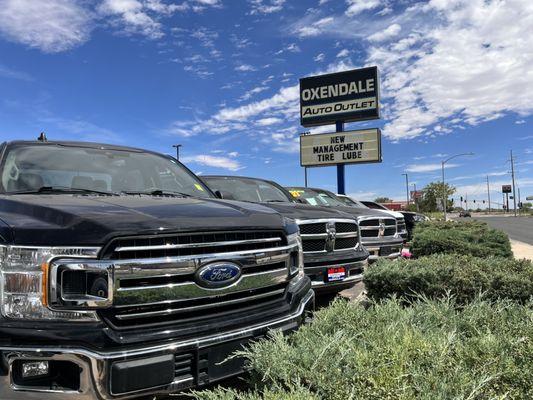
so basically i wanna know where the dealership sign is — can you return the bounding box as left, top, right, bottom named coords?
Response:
left=300, top=66, right=380, bottom=127
left=502, top=185, right=512, bottom=193
left=300, top=128, right=382, bottom=167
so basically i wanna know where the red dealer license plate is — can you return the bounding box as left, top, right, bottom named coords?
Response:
left=326, top=267, right=346, bottom=282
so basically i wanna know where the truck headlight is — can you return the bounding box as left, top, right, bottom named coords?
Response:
left=0, top=246, right=100, bottom=321
left=287, top=231, right=304, bottom=277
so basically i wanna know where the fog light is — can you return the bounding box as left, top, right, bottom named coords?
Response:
left=21, top=361, right=49, bottom=379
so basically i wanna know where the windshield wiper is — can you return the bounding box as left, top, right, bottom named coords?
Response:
left=11, top=186, right=118, bottom=196
left=121, top=189, right=191, bottom=197
left=264, top=199, right=288, bottom=203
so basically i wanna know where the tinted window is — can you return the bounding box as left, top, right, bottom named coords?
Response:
left=204, top=177, right=291, bottom=203
left=1, top=144, right=213, bottom=197
left=338, top=196, right=367, bottom=208
left=361, top=201, right=387, bottom=210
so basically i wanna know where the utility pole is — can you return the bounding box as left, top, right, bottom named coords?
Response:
left=518, top=187, right=521, bottom=215
left=402, top=173, right=409, bottom=207
left=172, top=144, right=182, bottom=160
left=413, top=183, right=419, bottom=212
left=486, top=175, right=491, bottom=214
left=441, top=152, right=474, bottom=221
left=510, top=150, right=517, bottom=217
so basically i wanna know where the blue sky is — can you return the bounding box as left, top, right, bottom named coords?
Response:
left=0, top=0, right=531, bottom=206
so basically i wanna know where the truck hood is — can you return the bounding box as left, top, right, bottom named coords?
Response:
left=0, top=194, right=284, bottom=246
left=313, top=205, right=396, bottom=220
left=258, top=202, right=356, bottom=221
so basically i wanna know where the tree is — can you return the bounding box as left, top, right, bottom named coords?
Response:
left=375, top=197, right=393, bottom=203
left=418, top=182, right=456, bottom=212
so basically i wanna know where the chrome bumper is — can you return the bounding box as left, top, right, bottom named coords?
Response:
left=309, top=259, right=367, bottom=289
left=364, top=245, right=402, bottom=262
left=0, top=289, right=314, bottom=400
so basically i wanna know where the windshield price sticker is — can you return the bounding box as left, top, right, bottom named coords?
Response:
left=300, top=66, right=380, bottom=127
left=300, top=128, right=382, bottom=167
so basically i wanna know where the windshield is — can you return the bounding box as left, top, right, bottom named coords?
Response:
left=338, top=196, right=367, bottom=208
left=1, top=143, right=213, bottom=197
left=204, top=177, right=291, bottom=203
left=362, top=201, right=388, bottom=210
left=286, top=187, right=346, bottom=207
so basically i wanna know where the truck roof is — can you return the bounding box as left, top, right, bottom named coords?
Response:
left=3, top=140, right=152, bottom=154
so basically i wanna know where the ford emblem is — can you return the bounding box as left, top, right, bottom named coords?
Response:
left=196, top=262, right=242, bottom=288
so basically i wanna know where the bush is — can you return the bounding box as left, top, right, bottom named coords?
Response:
left=411, top=220, right=512, bottom=258
left=364, top=254, right=533, bottom=304
left=194, top=298, right=533, bottom=399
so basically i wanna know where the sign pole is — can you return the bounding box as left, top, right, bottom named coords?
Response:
left=336, top=121, right=345, bottom=195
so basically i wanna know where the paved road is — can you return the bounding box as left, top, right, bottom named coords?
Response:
left=472, top=216, right=533, bottom=245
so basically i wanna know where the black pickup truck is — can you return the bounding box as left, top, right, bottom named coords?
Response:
left=286, top=187, right=405, bottom=262
left=201, top=176, right=369, bottom=292
left=0, top=140, right=314, bottom=399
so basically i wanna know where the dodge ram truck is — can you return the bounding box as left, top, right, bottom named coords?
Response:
left=0, top=140, right=314, bottom=399
left=286, top=187, right=404, bottom=262
left=202, top=176, right=369, bottom=292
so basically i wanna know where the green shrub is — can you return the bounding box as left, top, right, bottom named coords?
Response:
left=364, top=254, right=533, bottom=304
left=411, top=220, right=512, bottom=258
left=194, top=298, right=533, bottom=400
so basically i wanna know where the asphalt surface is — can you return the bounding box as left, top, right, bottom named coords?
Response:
left=472, top=215, right=533, bottom=245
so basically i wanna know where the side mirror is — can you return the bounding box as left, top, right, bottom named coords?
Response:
left=215, top=190, right=235, bottom=200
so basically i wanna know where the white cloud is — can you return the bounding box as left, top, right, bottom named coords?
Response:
left=240, top=86, right=269, bottom=101
left=515, top=120, right=526, bottom=125
left=249, top=0, right=286, bottom=15
left=275, top=42, right=301, bottom=55
left=256, top=117, right=282, bottom=126
left=0, top=64, right=33, bottom=81
left=368, top=23, right=401, bottom=42
left=314, top=53, right=325, bottom=62
left=369, top=0, right=533, bottom=140
left=405, top=163, right=459, bottom=173
left=336, top=49, right=350, bottom=58
left=98, top=0, right=177, bottom=39
left=181, top=154, right=243, bottom=171
left=295, top=14, right=335, bottom=37
left=0, top=0, right=93, bottom=52
left=345, top=0, right=381, bottom=17
left=235, top=64, right=257, bottom=72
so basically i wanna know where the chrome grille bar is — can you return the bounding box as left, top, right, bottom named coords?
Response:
left=115, top=287, right=287, bottom=320
left=114, top=237, right=282, bottom=252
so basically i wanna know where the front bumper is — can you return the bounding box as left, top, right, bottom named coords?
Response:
left=362, top=238, right=404, bottom=262
left=306, top=259, right=367, bottom=291
left=0, top=281, right=314, bottom=400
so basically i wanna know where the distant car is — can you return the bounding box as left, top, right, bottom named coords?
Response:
left=459, top=210, right=471, bottom=217
left=400, top=211, right=430, bottom=240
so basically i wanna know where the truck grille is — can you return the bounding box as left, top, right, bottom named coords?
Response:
left=52, top=230, right=298, bottom=333
left=396, top=217, right=407, bottom=233
left=101, top=281, right=289, bottom=330
left=298, top=219, right=359, bottom=253
left=359, top=217, right=397, bottom=239
left=104, top=230, right=285, bottom=260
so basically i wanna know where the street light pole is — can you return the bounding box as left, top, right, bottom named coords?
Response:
left=486, top=175, right=491, bottom=214
left=510, top=150, right=517, bottom=217
left=172, top=144, right=182, bottom=161
left=441, top=152, right=474, bottom=221
left=402, top=173, right=409, bottom=207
